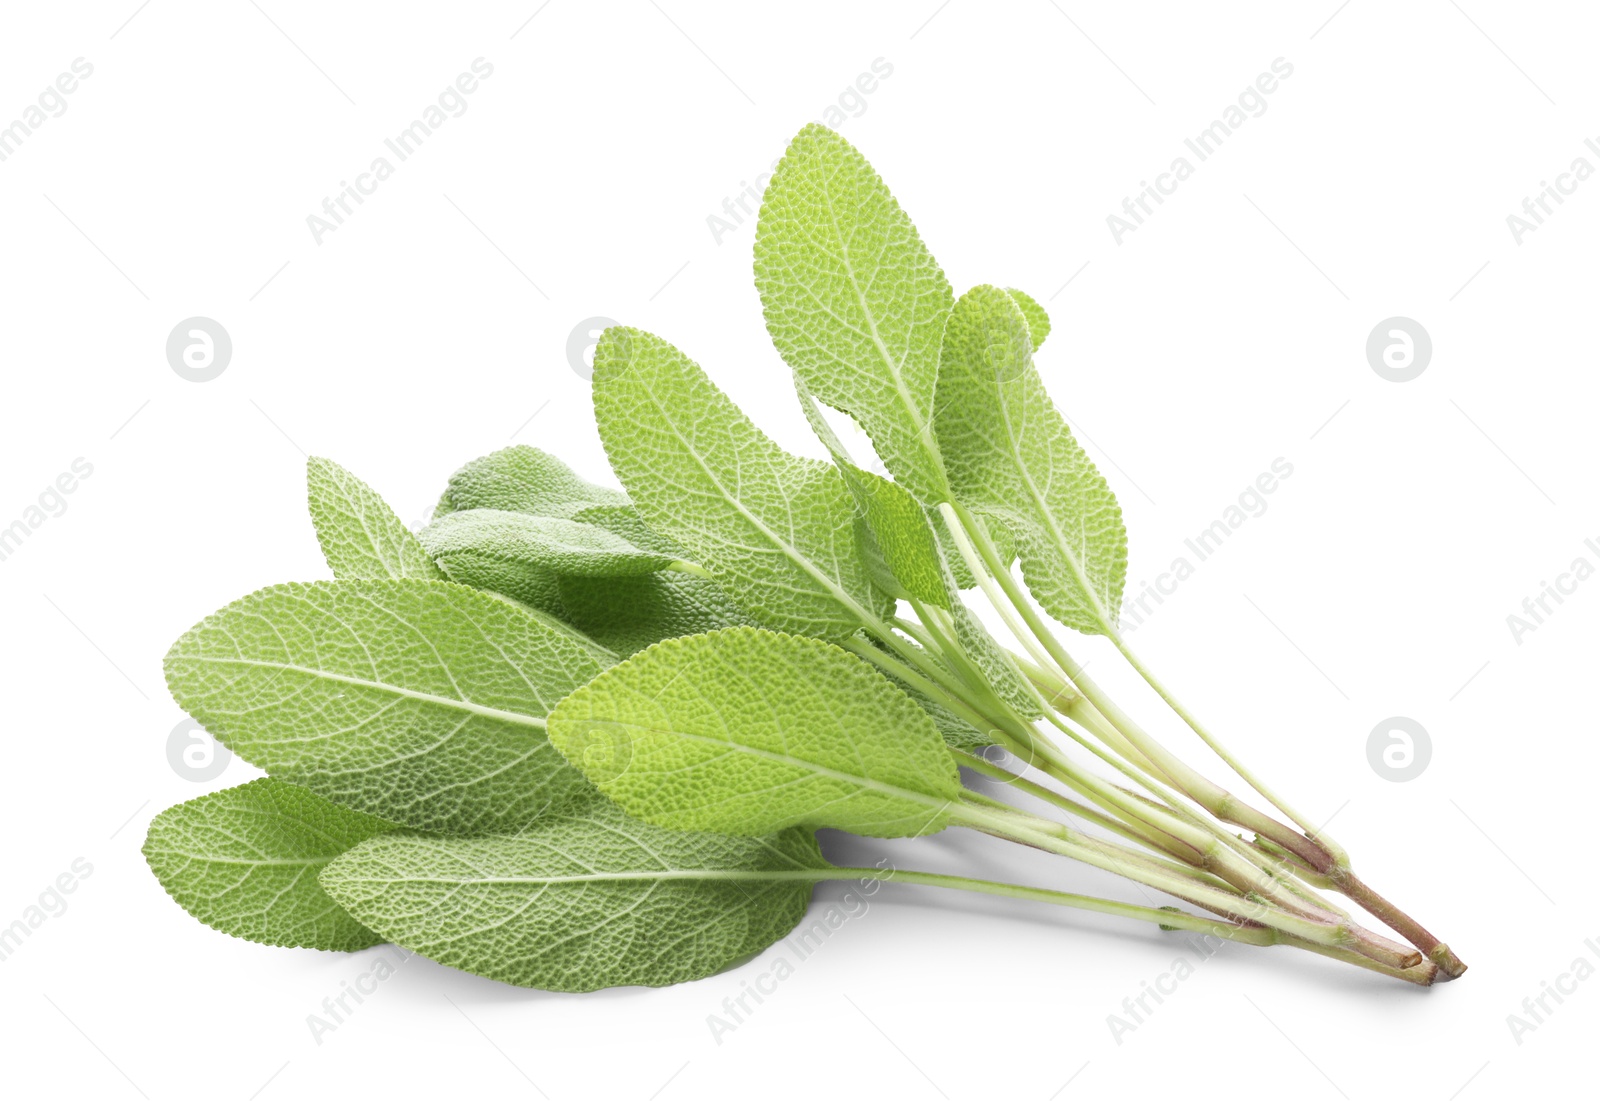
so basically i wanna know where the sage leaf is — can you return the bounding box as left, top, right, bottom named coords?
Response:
left=592, top=326, right=890, bottom=641
left=143, top=778, right=393, bottom=951
left=796, top=381, right=948, bottom=608
left=422, top=508, right=674, bottom=579
left=548, top=626, right=962, bottom=838
left=566, top=504, right=690, bottom=559
left=947, top=597, right=1044, bottom=721
left=307, top=457, right=443, bottom=581
left=906, top=687, right=993, bottom=751
left=936, top=285, right=1127, bottom=635
left=935, top=504, right=1017, bottom=591
left=430, top=487, right=454, bottom=522
left=755, top=123, right=954, bottom=505
left=557, top=571, right=747, bottom=656
left=320, top=799, right=824, bottom=991
left=864, top=637, right=994, bottom=750
left=164, top=579, right=608, bottom=834
left=433, top=549, right=566, bottom=617
left=796, top=384, right=1036, bottom=721
left=437, top=445, right=629, bottom=518
left=1006, top=288, right=1051, bottom=349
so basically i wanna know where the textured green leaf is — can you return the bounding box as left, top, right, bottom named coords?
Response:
left=945, top=599, right=1044, bottom=721
left=796, top=381, right=947, bottom=608
left=863, top=637, right=995, bottom=751
left=1006, top=288, right=1051, bottom=349
left=422, top=509, right=675, bottom=580
left=935, top=505, right=1016, bottom=591
left=567, top=504, right=689, bottom=559
left=143, top=778, right=393, bottom=951
left=936, top=285, right=1127, bottom=635
left=164, top=579, right=608, bottom=834
left=557, top=571, right=747, bottom=657
left=320, top=799, right=824, bottom=991
left=307, top=458, right=444, bottom=581
left=795, top=384, right=1036, bottom=721
left=549, top=627, right=962, bottom=838
left=433, top=549, right=566, bottom=617
left=437, top=445, right=630, bottom=518
left=915, top=690, right=995, bottom=750
left=755, top=124, right=954, bottom=505
left=592, top=326, right=890, bottom=641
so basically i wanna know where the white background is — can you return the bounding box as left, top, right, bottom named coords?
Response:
left=0, top=2, right=1594, bottom=1097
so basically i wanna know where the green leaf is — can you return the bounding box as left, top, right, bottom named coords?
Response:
left=1006, top=288, right=1051, bottom=349
left=548, top=627, right=962, bottom=838
left=164, top=579, right=609, bottom=834
left=795, top=384, right=1036, bottom=722
left=796, top=382, right=948, bottom=608
left=945, top=598, right=1044, bottom=721
left=935, top=285, right=1127, bottom=635
left=592, top=326, right=890, bottom=641
left=417, top=509, right=571, bottom=615
left=143, top=778, right=393, bottom=951
left=567, top=504, right=690, bottom=559
left=437, top=445, right=630, bottom=518
left=307, top=457, right=443, bottom=581
left=422, top=509, right=675, bottom=579
left=320, top=799, right=824, bottom=991
left=935, top=505, right=1016, bottom=591
left=557, top=571, right=747, bottom=657
left=863, top=637, right=995, bottom=750
left=754, top=124, right=954, bottom=505
left=433, top=550, right=566, bottom=618
left=916, top=693, right=995, bottom=750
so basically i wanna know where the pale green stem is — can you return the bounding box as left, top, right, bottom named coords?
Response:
left=840, top=636, right=1036, bottom=756
left=929, top=503, right=1363, bottom=930
left=1109, top=630, right=1348, bottom=865
left=1018, top=727, right=1373, bottom=934
left=889, top=615, right=942, bottom=654
left=954, top=776, right=1228, bottom=887
left=936, top=504, right=1070, bottom=691
left=1031, top=705, right=1356, bottom=923
left=953, top=748, right=1201, bottom=861
left=818, top=867, right=1281, bottom=945
left=949, top=499, right=1338, bottom=875
left=948, top=803, right=1378, bottom=956
left=942, top=501, right=1453, bottom=974
left=828, top=865, right=1435, bottom=986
